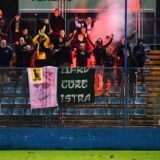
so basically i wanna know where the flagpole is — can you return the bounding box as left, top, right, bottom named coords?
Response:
left=124, top=0, right=128, bottom=71
left=123, top=0, right=128, bottom=127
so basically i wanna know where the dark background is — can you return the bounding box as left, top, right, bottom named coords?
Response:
left=0, top=0, right=18, bottom=20
left=0, top=0, right=159, bottom=23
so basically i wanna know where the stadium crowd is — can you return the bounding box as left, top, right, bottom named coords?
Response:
left=0, top=8, right=146, bottom=94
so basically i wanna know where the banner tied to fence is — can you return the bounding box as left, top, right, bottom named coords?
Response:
left=28, top=66, right=58, bottom=109
left=58, top=67, right=95, bottom=104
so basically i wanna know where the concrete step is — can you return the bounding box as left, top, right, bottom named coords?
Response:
left=147, top=50, right=160, bottom=54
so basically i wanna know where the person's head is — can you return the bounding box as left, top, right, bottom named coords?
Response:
left=25, top=45, right=32, bottom=51
left=96, top=38, right=103, bottom=46
left=44, top=18, right=49, bottom=25
left=65, top=41, right=70, bottom=47
left=80, top=27, right=87, bottom=35
left=22, top=28, right=29, bottom=36
left=59, top=30, right=65, bottom=38
left=77, top=34, right=84, bottom=42
left=79, top=43, right=86, bottom=51
left=0, top=39, right=7, bottom=48
left=0, top=9, right=3, bottom=18
left=106, top=47, right=113, bottom=55
left=138, top=38, right=144, bottom=46
left=49, top=43, right=54, bottom=50
left=121, top=36, right=125, bottom=45
left=19, top=37, right=25, bottom=46
left=125, top=48, right=132, bottom=57
left=15, top=14, right=20, bottom=21
left=75, top=16, right=79, bottom=21
left=59, top=37, right=63, bottom=44
left=86, top=17, right=92, bottom=25
left=54, top=8, right=60, bottom=17
left=38, top=35, right=45, bottom=43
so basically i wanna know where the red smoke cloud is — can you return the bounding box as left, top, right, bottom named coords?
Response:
left=90, top=0, right=141, bottom=43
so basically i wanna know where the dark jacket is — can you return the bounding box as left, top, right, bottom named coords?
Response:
left=76, top=50, right=90, bottom=67
left=133, top=44, right=145, bottom=67
left=127, top=55, right=137, bottom=83
left=49, top=15, right=65, bottom=38
left=0, top=46, right=12, bottom=66
left=93, top=47, right=106, bottom=66
left=103, top=54, right=115, bottom=71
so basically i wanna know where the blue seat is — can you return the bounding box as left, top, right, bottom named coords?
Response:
left=134, top=108, right=146, bottom=116
left=0, top=108, right=11, bottom=115
left=143, top=44, right=151, bottom=52
left=12, top=108, right=25, bottom=116
left=94, top=97, right=107, bottom=104
left=127, top=97, right=134, bottom=104
left=52, top=107, right=60, bottom=116
left=120, top=108, right=134, bottom=116
left=108, top=87, right=121, bottom=94
left=14, top=97, right=27, bottom=105
left=106, top=108, right=119, bottom=116
left=135, top=86, right=148, bottom=94
left=27, top=98, right=30, bottom=105
left=134, top=97, right=147, bottom=105
left=2, top=85, right=15, bottom=94
left=66, top=108, right=79, bottom=115
left=108, top=97, right=121, bottom=105
left=143, top=66, right=150, bottom=73
left=26, top=108, right=39, bottom=116
left=128, top=109, right=135, bottom=116
left=1, top=97, right=14, bottom=105
left=93, top=108, right=106, bottom=116
left=16, top=86, right=28, bottom=94
left=144, top=54, right=150, bottom=62
left=79, top=108, right=92, bottom=116
left=39, top=108, right=52, bottom=115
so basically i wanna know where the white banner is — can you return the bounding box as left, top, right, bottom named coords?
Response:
left=19, top=0, right=58, bottom=12
left=19, top=0, right=155, bottom=13
left=28, top=66, right=58, bottom=109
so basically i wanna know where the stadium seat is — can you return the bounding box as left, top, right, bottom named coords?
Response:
left=108, top=87, right=121, bottom=94
left=14, top=97, right=27, bottom=105
left=52, top=107, right=60, bottom=116
left=106, top=108, right=119, bottom=116
left=26, top=108, right=39, bottom=116
left=94, top=96, right=107, bottom=104
left=143, top=66, right=150, bottom=72
left=16, top=86, right=29, bottom=94
left=120, top=108, right=134, bottom=116
left=39, top=108, right=52, bottom=116
left=0, top=108, right=11, bottom=115
left=93, top=108, right=106, bottom=116
left=2, top=85, right=15, bottom=94
left=27, top=98, right=30, bottom=105
left=79, top=108, right=93, bottom=116
left=66, top=108, right=79, bottom=115
left=135, top=86, right=148, bottom=94
left=134, top=97, right=147, bottom=105
left=143, top=43, right=151, bottom=52
left=134, top=108, right=146, bottom=116
left=108, top=97, right=121, bottom=105
left=127, top=97, right=134, bottom=104
left=12, top=108, right=25, bottom=116
left=144, top=54, right=150, bottom=62
left=1, top=97, right=14, bottom=105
